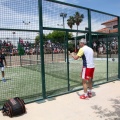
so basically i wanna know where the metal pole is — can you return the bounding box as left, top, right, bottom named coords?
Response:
left=51, top=42, right=53, bottom=62
left=52, top=49, right=53, bottom=62
left=107, top=35, right=108, bottom=81
left=66, top=31, right=70, bottom=91
left=75, top=32, right=77, bottom=52
left=64, top=33, right=66, bottom=62
left=63, top=16, right=65, bottom=29
left=108, top=28, right=112, bottom=58
left=118, top=17, right=120, bottom=78
left=37, top=45, right=39, bottom=64
left=38, top=0, right=46, bottom=99
left=63, top=16, right=66, bottom=62
left=60, top=13, right=67, bottom=62
left=13, top=32, right=15, bottom=47
left=20, top=55, right=22, bottom=66
left=10, top=52, right=12, bottom=66
left=97, top=34, right=99, bottom=58
left=88, top=9, right=92, bottom=47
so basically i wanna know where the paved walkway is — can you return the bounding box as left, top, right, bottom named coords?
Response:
left=0, top=81, right=120, bottom=120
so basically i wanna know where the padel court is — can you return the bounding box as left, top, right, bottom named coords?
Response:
left=0, top=55, right=118, bottom=105
left=0, top=0, right=119, bottom=107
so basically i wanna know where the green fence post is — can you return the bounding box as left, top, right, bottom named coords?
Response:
left=97, top=34, right=99, bottom=58
left=38, top=0, right=46, bottom=99
left=52, top=44, right=53, bottom=62
left=88, top=9, right=92, bottom=47
left=20, top=55, right=22, bottom=66
left=64, top=34, right=66, bottom=62
left=118, top=17, right=120, bottom=78
left=66, top=31, right=70, bottom=91
left=10, top=54, right=12, bottom=66
left=106, top=35, right=108, bottom=81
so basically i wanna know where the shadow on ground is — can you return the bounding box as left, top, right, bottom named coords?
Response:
left=91, top=96, right=120, bottom=120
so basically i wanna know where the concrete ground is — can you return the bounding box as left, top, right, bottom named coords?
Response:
left=0, top=81, right=120, bottom=120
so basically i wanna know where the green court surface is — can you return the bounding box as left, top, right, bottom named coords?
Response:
left=0, top=59, right=118, bottom=103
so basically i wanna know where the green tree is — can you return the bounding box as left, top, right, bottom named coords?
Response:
left=68, top=43, right=74, bottom=53
left=35, top=31, right=73, bottom=44
left=35, top=34, right=45, bottom=45
left=67, top=16, right=75, bottom=29
left=45, top=33, right=53, bottom=40
left=46, top=30, right=73, bottom=43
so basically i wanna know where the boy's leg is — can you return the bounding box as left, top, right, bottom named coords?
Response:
left=2, top=67, right=6, bottom=82
left=2, top=71, right=4, bottom=78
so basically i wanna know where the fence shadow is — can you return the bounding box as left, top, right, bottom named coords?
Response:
left=91, top=96, right=120, bottom=120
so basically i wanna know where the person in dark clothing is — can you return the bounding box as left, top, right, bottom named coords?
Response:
left=0, top=49, right=7, bottom=82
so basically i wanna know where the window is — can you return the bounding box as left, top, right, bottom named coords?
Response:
left=113, top=25, right=118, bottom=29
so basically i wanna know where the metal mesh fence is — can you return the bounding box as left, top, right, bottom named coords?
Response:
left=91, top=11, right=117, bottom=33
left=91, top=34, right=107, bottom=84
left=0, top=32, right=42, bottom=105
left=0, top=0, right=42, bottom=106
left=43, top=0, right=88, bottom=30
left=0, top=0, right=39, bottom=30
left=108, top=35, right=118, bottom=80
left=43, top=30, right=68, bottom=96
left=0, top=0, right=119, bottom=106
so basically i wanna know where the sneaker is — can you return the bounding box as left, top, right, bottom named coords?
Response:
left=2, top=78, right=6, bottom=82
left=88, top=92, right=92, bottom=98
left=80, top=94, right=88, bottom=99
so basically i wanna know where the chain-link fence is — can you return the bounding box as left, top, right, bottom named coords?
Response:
left=0, top=0, right=119, bottom=107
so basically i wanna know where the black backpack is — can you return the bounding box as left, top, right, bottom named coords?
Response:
left=2, top=97, right=26, bottom=117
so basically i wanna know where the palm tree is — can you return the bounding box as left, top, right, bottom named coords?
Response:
left=67, top=16, right=75, bottom=29
left=74, top=12, right=84, bottom=31
left=74, top=12, right=84, bottom=52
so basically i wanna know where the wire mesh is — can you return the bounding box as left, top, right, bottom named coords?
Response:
left=91, top=11, right=117, bottom=33
left=0, top=31, right=42, bottom=105
left=43, top=0, right=88, bottom=31
left=43, top=30, right=68, bottom=96
left=0, top=0, right=119, bottom=106
left=0, top=0, right=39, bottom=30
left=91, top=34, right=107, bottom=83
left=108, top=35, right=118, bottom=80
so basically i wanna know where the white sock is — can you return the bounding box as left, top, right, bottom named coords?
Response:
left=88, top=89, right=92, bottom=93
left=85, top=93, right=88, bottom=97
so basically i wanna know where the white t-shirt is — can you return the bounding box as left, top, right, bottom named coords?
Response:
left=77, top=45, right=95, bottom=68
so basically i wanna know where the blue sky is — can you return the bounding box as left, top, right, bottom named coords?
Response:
left=60, top=0, right=120, bottom=16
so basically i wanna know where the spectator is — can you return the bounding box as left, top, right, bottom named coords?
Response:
left=93, top=41, right=97, bottom=52
left=99, top=45, right=103, bottom=54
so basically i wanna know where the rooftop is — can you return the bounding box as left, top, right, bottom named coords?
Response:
left=101, top=17, right=118, bottom=25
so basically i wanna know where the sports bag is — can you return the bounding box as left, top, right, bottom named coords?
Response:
left=2, top=97, right=26, bottom=117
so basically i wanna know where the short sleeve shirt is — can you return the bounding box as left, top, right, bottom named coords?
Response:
left=77, top=46, right=94, bottom=68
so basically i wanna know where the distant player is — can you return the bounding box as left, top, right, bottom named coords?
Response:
left=0, top=49, right=7, bottom=82
left=72, top=38, right=95, bottom=99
